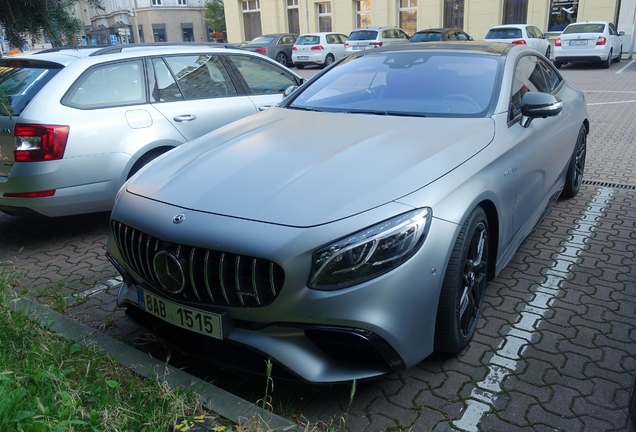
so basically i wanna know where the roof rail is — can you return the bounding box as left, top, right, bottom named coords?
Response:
left=32, top=45, right=111, bottom=55
left=89, top=42, right=243, bottom=56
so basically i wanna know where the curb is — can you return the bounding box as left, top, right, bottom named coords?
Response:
left=11, top=297, right=298, bottom=431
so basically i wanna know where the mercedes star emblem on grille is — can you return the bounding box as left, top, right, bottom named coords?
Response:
left=153, top=251, right=186, bottom=294
left=173, top=213, right=186, bottom=224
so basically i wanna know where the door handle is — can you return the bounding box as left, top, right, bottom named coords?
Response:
left=258, top=105, right=272, bottom=111
left=173, top=114, right=197, bottom=122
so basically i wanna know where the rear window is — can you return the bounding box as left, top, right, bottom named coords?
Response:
left=563, top=23, right=605, bottom=34
left=249, top=36, right=276, bottom=44
left=412, top=32, right=442, bottom=42
left=485, top=28, right=522, bottom=39
left=348, top=30, right=378, bottom=41
left=297, top=35, right=321, bottom=45
left=0, top=60, right=62, bottom=116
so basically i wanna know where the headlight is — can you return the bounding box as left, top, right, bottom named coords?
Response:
left=309, top=208, right=432, bottom=290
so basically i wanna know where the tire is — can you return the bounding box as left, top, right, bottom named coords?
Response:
left=614, top=46, right=622, bottom=63
left=322, top=54, right=335, bottom=69
left=554, top=61, right=562, bottom=69
left=629, top=372, right=636, bottom=424
left=601, top=50, right=612, bottom=69
left=127, top=149, right=166, bottom=180
left=560, top=125, right=587, bottom=199
left=276, top=52, right=288, bottom=66
left=435, top=206, right=489, bottom=354
left=545, top=46, right=551, bottom=59
left=295, top=64, right=305, bottom=69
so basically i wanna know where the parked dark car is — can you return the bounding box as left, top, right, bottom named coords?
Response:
left=410, top=28, right=473, bottom=42
left=241, top=33, right=298, bottom=66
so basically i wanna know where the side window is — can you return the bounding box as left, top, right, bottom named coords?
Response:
left=538, top=58, right=562, bottom=93
left=398, top=30, right=408, bottom=39
left=609, top=23, right=617, bottom=35
left=227, top=55, right=298, bottom=95
left=326, top=34, right=336, bottom=44
left=509, top=56, right=548, bottom=121
left=163, top=55, right=237, bottom=100
left=152, top=58, right=183, bottom=102
left=456, top=32, right=469, bottom=41
left=338, top=34, right=348, bottom=43
left=65, top=60, right=145, bottom=109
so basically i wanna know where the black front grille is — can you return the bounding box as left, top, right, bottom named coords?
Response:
left=111, top=220, right=285, bottom=307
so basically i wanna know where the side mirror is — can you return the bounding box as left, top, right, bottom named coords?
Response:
left=284, top=85, right=299, bottom=98
left=469, top=36, right=474, bottom=41
left=519, top=92, right=563, bottom=128
left=619, top=31, right=626, bottom=36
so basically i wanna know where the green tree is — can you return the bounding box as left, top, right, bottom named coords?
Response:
left=204, top=0, right=226, bottom=36
left=0, top=0, right=102, bottom=49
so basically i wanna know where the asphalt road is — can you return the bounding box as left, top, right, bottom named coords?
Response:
left=2, top=59, right=635, bottom=432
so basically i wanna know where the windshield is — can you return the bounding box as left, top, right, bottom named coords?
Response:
left=563, top=23, right=605, bottom=34
left=485, top=28, right=522, bottom=39
left=287, top=51, right=499, bottom=118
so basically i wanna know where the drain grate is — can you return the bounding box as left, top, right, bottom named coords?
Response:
left=582, top=179, right=636, bottom=190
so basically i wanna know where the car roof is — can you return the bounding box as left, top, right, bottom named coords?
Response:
left=565, top=21, right=610, bottom=25
left=351, top=26, right=401, bottom=31
left=415, top=28, right=461, bottom=33
left=298, top=32, right=344, bottom=36
left=488, top=24, right=531, bottom=29
left=356, top=41, right=513, bottom=56
left=0, top=43, right=256, bottom=68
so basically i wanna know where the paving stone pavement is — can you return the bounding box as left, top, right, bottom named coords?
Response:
left=2, top=59, right=636, bottom=431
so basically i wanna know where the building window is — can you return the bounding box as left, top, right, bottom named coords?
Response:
left=152, top=0, right=162, bottom=5
left=152, top=23, right=166, bottom=42
left=502, top=0, right=527, bottom=24
left=548, top=0, right=578, bottom=32
left=443, top=0, right=464, bottom=29
left=357, top=0, right=372, bottom=28
left=177, top=0, right=187, bottom=4
left=398, top=0, right=416, bottom=35
left=317, top=3, right=332, bottom=32
left=242, top=0, right=262, bottom=41
left=287, top=0, right=300, bottom=34
left=181, top=23, right=194, bottom=41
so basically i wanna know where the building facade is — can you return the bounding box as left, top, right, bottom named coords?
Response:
left=224, top=0, right=631, bottom=46
left=82, top=0, right=211, bottom=45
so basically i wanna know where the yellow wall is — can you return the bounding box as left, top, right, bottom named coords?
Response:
left=225, top=0, right=619, bottom=43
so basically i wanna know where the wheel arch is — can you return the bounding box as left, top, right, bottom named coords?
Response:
left=125, top=144, right=177, bottom=180
left=477, top=199, right=500, bottom=282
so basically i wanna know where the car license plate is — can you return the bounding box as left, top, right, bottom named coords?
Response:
left=352, top=46, right=362, bottom=50
left=138, top=289, right=225, bottom=339
left=297, top=56, right=309, bottom=60
left=569, top=40, right=588, bottom=45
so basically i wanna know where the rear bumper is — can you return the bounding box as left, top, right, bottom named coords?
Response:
left=554, top=55, right=604, bottom=63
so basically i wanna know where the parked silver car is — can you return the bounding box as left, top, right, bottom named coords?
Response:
left=107, top=42, right=588, bottom=383
left=344, top=26, right=410, bottom=55
left=0, top=43, right=303, bottom=217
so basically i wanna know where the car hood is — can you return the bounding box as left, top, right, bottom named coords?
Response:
left=126, top=109, right=495, bottom=227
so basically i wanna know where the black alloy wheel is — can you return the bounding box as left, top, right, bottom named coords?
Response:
left=276, top=52, right=288, bottom=66
left=561, top=125, right=587, bottom=199
left=322, top=54, right=335, bottom=68
left=435, top=206, right=489, bottom=354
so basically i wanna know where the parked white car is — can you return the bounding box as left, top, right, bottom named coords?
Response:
left=554, top=21, right=624, bottom=69
left=292, top=32, right=349, bottom=69
left=485, top=24, right=551, bottom=58
left=344, top=26, right=410, bottom=56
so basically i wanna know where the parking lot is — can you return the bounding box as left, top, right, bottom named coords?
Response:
left=2, top=58, right=636, bottom=431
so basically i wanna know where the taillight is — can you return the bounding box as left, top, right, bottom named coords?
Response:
left=555, top=37, right=561, bottom=47
left=14, top=124, right=69, bottom=162
left=511, top=39, right=527, bottom=45
left=596, top=36, right=607, bottom=45
left=255, top=47, right=268, bottom=53
left=311, top=45, right=324, bottom=51
left=370, top=42, right=383, bottom=48
left=292, top=46, right=297, bottom=51
left=344, top=42, right=350, bottom=47
left=4, top=190, right=56, bottom=198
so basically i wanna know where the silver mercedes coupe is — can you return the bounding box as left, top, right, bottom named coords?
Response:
left=106, top=42, right=588, bottom=383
